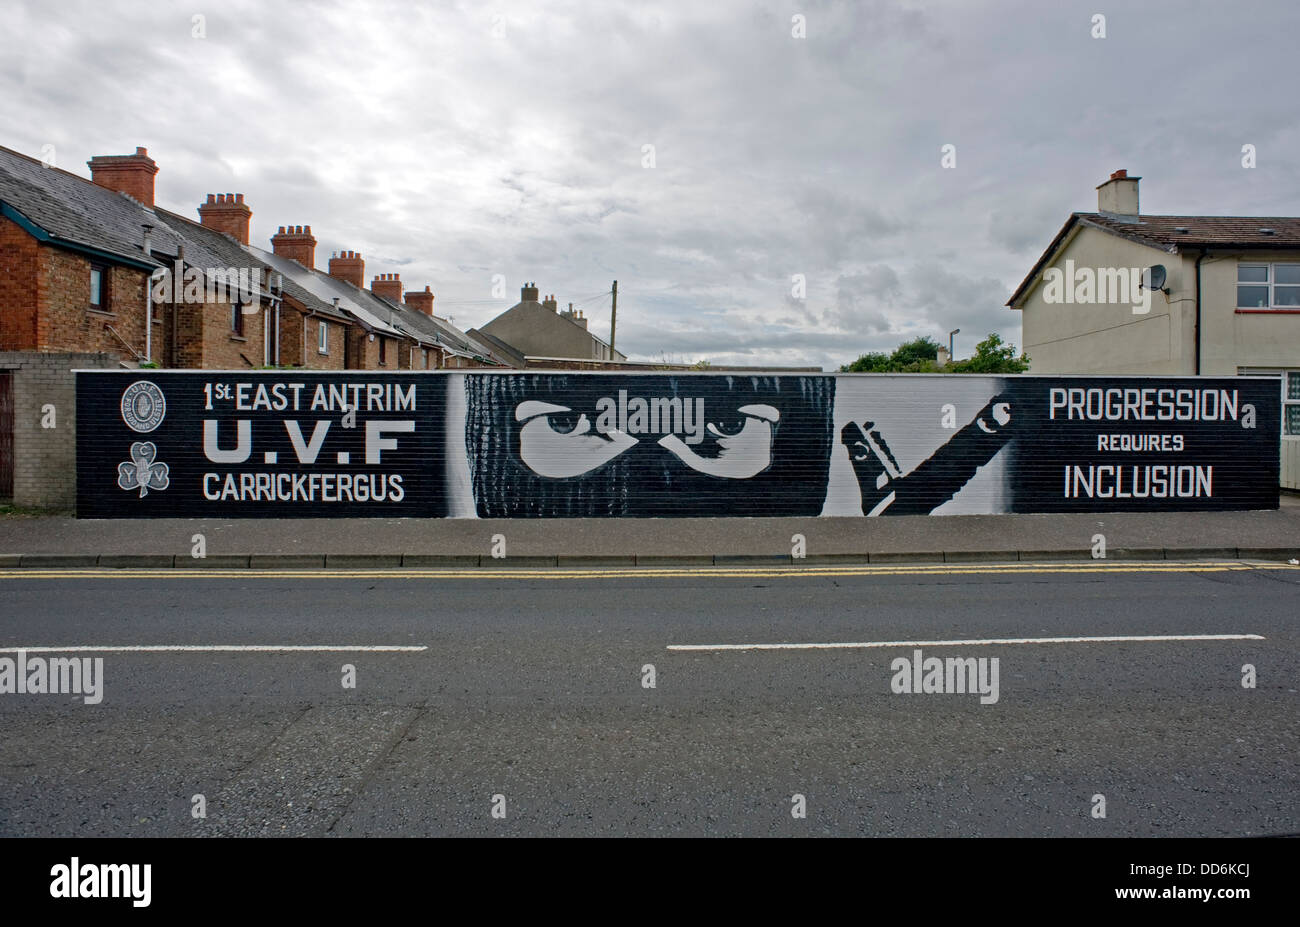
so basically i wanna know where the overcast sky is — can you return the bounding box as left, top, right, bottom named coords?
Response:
left=3, top=0, right=1298, bottom=368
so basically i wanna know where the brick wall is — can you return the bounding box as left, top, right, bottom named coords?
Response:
left=39, top=245, right=150, bottom=358
left=445, top=354, right=498, bottom=369
left=417, top=346, right=444, bottom=370
left=199, top=297, right=266, bottom=368
left=293, top=313, right=347, bottom=369
left=347, top=329, right=396, bottom=369
left=172, top=302, right=205, bottom=369
left=0, top=351, right=118, bottom=509
left=278, top=307, right=306, bottom=366
left=278, top=310, right=349, bottom=368
left=0, top=216, right=40, bottom=350
left=0, top=219, right=152, bottom=358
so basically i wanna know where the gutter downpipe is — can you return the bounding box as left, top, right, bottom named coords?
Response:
left=142, top=224, right=153, bottom=362
left=171, top=244, right=183, bottom=368
left=273, top=273, right=282, bottom=367
left=1194, top=249, right=1206, bottom=376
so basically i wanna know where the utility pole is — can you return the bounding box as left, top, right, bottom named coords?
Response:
left=609, top=280, right=618, bottom=354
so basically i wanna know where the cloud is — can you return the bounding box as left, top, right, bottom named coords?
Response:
left=3, top=0, right=1299, bottom=369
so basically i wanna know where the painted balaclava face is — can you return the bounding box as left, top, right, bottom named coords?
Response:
left=465, top=374, right=836, bottom=517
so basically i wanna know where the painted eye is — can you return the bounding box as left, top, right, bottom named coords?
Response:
left=706, top=412, right=749, bottom=438
left=706, top=404, right=780, bottom=438
left=544, top=411, right=586, bottom=434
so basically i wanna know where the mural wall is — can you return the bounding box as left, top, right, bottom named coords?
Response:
left=76, top=371, right=1280, bottom=518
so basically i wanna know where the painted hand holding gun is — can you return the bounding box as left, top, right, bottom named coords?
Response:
left=842, top=394, right=1015, bottom=516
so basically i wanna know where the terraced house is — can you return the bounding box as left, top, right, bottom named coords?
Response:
left=0, top=142, right=507, bottom=507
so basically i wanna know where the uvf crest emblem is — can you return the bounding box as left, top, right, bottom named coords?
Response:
left=117, top=441, right=170, bottom=497
left=121, top=380, right=166, bottom=433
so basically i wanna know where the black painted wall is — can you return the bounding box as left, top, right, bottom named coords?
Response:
left=75, top=371, right=1280, bottom=518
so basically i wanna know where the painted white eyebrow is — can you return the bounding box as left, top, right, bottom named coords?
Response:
left=737, top=404, right=780, bottom=423
left=515, top=400, right=572, bottom=421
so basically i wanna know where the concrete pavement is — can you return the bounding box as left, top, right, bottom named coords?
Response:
left=0, top=497, right=1298, bottom=566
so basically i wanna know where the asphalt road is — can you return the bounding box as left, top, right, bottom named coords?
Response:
left=1, top=561, right=1297, bottom=837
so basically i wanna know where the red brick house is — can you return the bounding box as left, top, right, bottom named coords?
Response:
left=0, top=140, right=511, bottom=504
left=0, top=146, right=160, bottom=360
left=0, top=142, right=507, bottom=372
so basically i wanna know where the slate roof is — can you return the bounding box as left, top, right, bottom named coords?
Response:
left=465, top=328, right=527, bottom=367
left=0, top=144, right=170, bottom=268
left=371, top=293, right=508, bottom=365
left=151, top=208, right=350, bottom=322
left=245, top=245, right=408, bottom=338
left=1008, top=211, right=1300, bottom=307
left=0, top=142, right=509, bottom=364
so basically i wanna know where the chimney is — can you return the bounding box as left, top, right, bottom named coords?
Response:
left=561, top=302, right=588, bottom=329
left=405, top=285, right=435, bottom=316
left=521, top=282, right=539, bottom=302
left=87, top=147, right=158, bottom=207
left=1097, top=169, right=1140, bottom=222
left=543, top=293, right=558, bottom=312
left=371, top=272, right=403, bottom=304
left=197, top=193, right=252, bottom=245
left=271, top=225, right=317, bottom=268
left=327, top=249, right=365, bottom=287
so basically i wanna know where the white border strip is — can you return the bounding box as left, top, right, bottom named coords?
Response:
left=667, top=633, right=1264, bottom=652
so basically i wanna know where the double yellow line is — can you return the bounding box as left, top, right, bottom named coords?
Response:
left=0, top=560, right=1292, bottom=581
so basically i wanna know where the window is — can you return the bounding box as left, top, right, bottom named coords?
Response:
left=89, top=263, right=109, bottom=311
left=378, top=336, right=387, bottom=364
left=1237, top=263, right=1300, bottom=308
left=1244, top=369, right=1300, bottom=437
left=231, top=300, right=245, bottom=336
left=318, top=320, right=329, bottom=353
left=1288, top=372, right=1300, bottom=436
left=422, top=348, right=428, bottom=369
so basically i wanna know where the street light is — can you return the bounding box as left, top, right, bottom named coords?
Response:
left=949, top=328, right=960, bottom=358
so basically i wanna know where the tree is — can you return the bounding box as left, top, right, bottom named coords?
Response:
left=947, top=333, right=1030, bottom=373
left=840, top=333, right=1029, bottom=373
left=840, top=336, right=942, bottom=373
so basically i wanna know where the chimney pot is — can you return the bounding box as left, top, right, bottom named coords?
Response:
left=1096, top=169, right=1140, bottom=222
left=328, top=249, right=366, bottom=288
left=87, top=147, right=159, bottom=207
left=371, top=272, right=403, bottom=303
left=198, top=190, right=254, bottom=244
left=405, top=286, right=435, bottom=315
left=272, top=224, right=319, bottom=268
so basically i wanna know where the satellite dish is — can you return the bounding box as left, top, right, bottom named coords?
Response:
left=1144, top=264, right=1167, bottom=292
